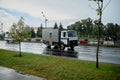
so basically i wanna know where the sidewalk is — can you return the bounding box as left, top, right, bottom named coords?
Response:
left=0, top=66, right=46, bottom=80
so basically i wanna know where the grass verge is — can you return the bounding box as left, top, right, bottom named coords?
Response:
left=0, top=49, right=120, bottom=80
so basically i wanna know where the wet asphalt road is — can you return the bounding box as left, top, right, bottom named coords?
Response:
left=0, top=66, right=45, bottom=80
left=0, top=41, right=120, bottom=64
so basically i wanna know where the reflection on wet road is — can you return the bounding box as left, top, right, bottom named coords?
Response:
left=0, top=41, right=46, bottom=54
left=75, top=46, right=120, bottom=64
left=0, top=41, right=120, bottom=64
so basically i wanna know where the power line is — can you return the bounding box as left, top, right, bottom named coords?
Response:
left=103, top=0, right=111, bottom=11
left=89, top=0, right=111, bottom=11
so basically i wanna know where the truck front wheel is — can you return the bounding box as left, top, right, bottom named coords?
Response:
left=46, top=41, right=51, bottom=49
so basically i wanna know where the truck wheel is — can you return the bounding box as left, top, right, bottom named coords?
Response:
left=7, top=40, right=9, bottom=43
left=60, top=43, right=65, bottom=50
left=47, top=45, right=51, bottom=49
left=70, top=46, right=74, bottom=51
left=53, top=44, right=59, bottom=49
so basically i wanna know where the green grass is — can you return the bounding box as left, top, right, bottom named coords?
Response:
left=0, top=49, right=120, bottom=80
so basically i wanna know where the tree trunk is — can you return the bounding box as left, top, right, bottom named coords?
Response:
left=96, top=7, right=102, bottom=68
left=96, top=26, right=100, bottom=68
left=19, top=40, right=22, bottom=57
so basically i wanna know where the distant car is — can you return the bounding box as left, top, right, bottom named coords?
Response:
left=4, top=32, right=13, bottom=43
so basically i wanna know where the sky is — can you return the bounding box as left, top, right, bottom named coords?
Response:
left=0, top=0, right=120, bottom=32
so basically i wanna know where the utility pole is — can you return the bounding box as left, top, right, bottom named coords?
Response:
left=0, top=22, right=3, bottom=39
left=41, top=12, right=48, bottom=27
left=0, top=23, right=3, bottom=33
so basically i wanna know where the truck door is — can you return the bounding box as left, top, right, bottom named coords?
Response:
left=60, top=31, right=68, bottom=45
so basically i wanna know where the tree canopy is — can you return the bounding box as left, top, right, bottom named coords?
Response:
left=36, top=24, right=43, bottom=38
left=9, top=17, right=29, bottom=42
left=67, top=17, right=120, bottom=38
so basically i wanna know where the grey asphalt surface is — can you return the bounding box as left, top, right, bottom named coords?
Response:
left=0, top=66, right=46, bottom=80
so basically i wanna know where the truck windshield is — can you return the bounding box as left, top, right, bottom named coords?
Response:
left=68, top=30, right=77, bottom=37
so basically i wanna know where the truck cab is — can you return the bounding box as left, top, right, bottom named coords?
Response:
left=60, top=30, right=78, bottom=50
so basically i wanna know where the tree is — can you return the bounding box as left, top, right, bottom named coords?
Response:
left=59, top=22, right=63, bottom=29
left=54, top=22, right=58, bottom=29
left=81, top=18, right=93, bottom=37
left=89, top=0, right=111, bottom=68
left=37, top=24, right=43, bottom=37
left=89, top=0, right=103, bottom=68
left=24, top=25, right=31, bottom=38
left=67, top=18, right=93, bottom=37
left=67, top=21, right=82, bottom=37
left=93, top=20, right=104, bottom=37
left=9, top=17, right=28, bottom=57
left=106, top=23, right=115, bottom=37
left=105, top=23, right=120, bottom=40
left=31, top=28, right=36, bottom=38
left=115, top=24, right=120, bottom=37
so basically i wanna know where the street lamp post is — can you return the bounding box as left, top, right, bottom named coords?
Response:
left=0, top=22, right=4, bottom=39
left=41, top=12, right=48, bottom=27
left=0, top=23, right=3, bottom=33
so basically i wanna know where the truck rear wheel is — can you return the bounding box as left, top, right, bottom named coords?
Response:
left=60, top=43, right=65, bottom=50
left=53, top=44, right=59, bottom=49
left=7, top=40, right=9, bottom=43
left=70, top=45, right=74, bottom=51
left=46, top=42, right=51, bottom=49
left=47, top=45, right=51, bottom=49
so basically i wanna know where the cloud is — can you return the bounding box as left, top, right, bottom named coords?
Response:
left=0, top=9, right=16, bottom=32
left=0, top=0, right=119, bottom=28
left=0, top=0, right=76, bottom=20
left=0, top=0, right=97, bottom=21
left=0, top=0, right=97, bottom=29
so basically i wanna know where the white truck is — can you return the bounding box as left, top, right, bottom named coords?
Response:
left=42, top=28, right=78, bottom=50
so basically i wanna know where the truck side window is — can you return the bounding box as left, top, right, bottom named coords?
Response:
left=63, top=32, right=66, bottom=37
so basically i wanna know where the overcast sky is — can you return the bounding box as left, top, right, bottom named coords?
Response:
left=0, top=0, right=120, bottom=32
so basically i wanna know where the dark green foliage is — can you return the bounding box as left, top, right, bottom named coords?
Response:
left=37, top=24, right=42, bottom=37
left=106, top=23, right=120, bottom=37
left=24, top=26, right=31, bottom=38
left=59, top=22, right=63, bottom=29
left=67, top=18, right=120, bottom=38
left=31, top=28, right=36, bottom=38
left=67, top=18, right=94, bottom=37
left=54, top=22, right=58, bottom=29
